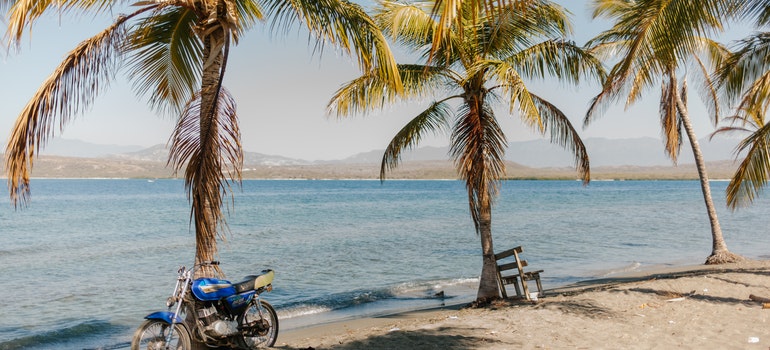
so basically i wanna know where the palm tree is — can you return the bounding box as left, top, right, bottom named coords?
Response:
left=2, top=0, right=401, bottom=278
left=585, top=0, right=742, bottom=264
left=328, top=0, right=604, bottom=302
left=713, top=4, right=770, bottom=209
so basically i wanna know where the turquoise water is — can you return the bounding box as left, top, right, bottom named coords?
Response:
left=1, top=179, right=768, bottom=349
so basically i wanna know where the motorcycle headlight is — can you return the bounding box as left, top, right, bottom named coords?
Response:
left=166, top=296, right=176, bottom=308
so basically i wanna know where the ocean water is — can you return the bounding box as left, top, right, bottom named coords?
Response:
left=1, top=179, right=769, bottom=349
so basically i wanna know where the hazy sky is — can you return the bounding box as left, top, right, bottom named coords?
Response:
left=0, top=1, right=753, bottom=160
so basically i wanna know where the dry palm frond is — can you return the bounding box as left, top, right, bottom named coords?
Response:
left=168, top=87, right=242, bottom=264
left=4, top=14, right=134, bottom=206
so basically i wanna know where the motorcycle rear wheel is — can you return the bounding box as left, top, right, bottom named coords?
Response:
left=131, top=319, right=191, bottom=350
left=238, top=299, right=279, bottom=348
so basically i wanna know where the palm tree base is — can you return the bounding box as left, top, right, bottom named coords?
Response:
left=704, top=250, right=744, bottom=265
left=469, top=296, right=500, bottom=308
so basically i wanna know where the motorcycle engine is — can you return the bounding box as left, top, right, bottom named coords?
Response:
left=198, top=304, right=239, bottom=338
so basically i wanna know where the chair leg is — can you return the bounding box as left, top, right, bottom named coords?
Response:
left=512, top=278, right=522, bottom=298
left=534, top=274, right=543, bottom=297
left=521, top=278, right=531, bottom=301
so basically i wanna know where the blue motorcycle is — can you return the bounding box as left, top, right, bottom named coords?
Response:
left=131, top=261, right=278, bottom=349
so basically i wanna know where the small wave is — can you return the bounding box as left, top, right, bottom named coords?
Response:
left=277, top=278, right=478, bottom=320
left=277, top=304, right=333, bottom=319
left=598, top=261, right=642, bottom=278
left=0, top=320, right=120, bottom=350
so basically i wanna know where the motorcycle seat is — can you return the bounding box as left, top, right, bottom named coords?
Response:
left=234, top=269, right=274, bottom=293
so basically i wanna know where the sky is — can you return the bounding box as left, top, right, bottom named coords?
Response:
left=0, top=1, right=756, bottom=161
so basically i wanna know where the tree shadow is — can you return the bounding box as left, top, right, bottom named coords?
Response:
left=276, top=326, right=500, bottom=350
left=534, top=299, right=617, bottom=319
left=623, top=287, right=756, bottom=306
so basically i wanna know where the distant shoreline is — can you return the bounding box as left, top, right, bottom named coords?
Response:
left=0, top=155, right=740, bottom=181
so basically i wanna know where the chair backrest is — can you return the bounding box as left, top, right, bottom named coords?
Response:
left=495, top=246, right=527, bottom=275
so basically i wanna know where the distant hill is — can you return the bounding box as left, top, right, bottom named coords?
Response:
left=504, top=137, right=742, bottom=167
left=11, top=136, right=742, bottom=180
left=42, top=138, right=144, bottom=158
left=41, top=136, right=742, bottom=168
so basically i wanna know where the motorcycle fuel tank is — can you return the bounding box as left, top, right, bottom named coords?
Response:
left=192, top=278, right=236, bottom=301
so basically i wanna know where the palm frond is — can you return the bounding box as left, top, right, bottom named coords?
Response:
left=726, top=122, right=770, bottom=208
left=529, top=93, right=590, bottom=183
left=264, top=0, right=402, bottom=93
left=233, top=0, right=265, bottom=30
left=483, top=0, right=571, bottom=57
left=659, top=71, right=682, bottom=163
left=125, top=6, right=202, bottom=115
left=450, top=99, right=507, bottom=231
left=502, top=39, right=606, bottom=84
left=168, top=87, right=243, bottom=261
left=692, top=38, right=727, bottom=125
left=5, top=0, right=131, bottom=46
left=429, top=0, right=535, bottom=61
left=585, top=0, right=728, bottom=125
left=374, top=0, right=435, bottom=49
left=737, top=0, right=770, bottom=26
left=328, top=63, right=448, bottom=117
left=715, top=32, right=770, bottom=107
left=380, top=100, right=453, bottom=180
left=485, top=59, right=541, bottom=130
left=4, top=14, right=130, bottom=206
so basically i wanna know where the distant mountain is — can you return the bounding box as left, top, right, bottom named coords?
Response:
left=337, top=146, right=450, bottom=164
left=42, top=138, right=144, bottom=158
left=108, top=142, right=312, bottom=166
left=41, top=136, right=742, bottom=168
left=504, top=137, right=742, bottom=167
left=342, top=137, right=742, bottom=168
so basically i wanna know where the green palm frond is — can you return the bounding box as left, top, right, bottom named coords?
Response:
left=484, top=59, right=541, bottom=130
left=4, top=15, right=131, bottom=206
left=375, top=0, right=435, bottom=48
left=502, top=39, right=606, bottom=84
left=233, top=0, right=266, bottom=32
left=168, top=87, right=243, bottom=261
left=328, top=63, right=449, bottom=117
left=726, top=122, right=770, bottom=208
left=429, top=0, right=536, bottom=60
left=482, top=0, right=571, bottom=56
left=263, top=0, right=402, bottom=93
left=530, top=93, right=590, bottom=183
left=716, top=32, right=770, bottom=108
left=125, top=6, right=202, bottom=115
left=381, top=100, right=453, bottom=180
left=585, top=0, right=729, bottom=125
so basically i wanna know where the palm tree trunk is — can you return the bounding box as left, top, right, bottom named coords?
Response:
left=193, top=22, right=226, bottom=279
left=674, top=92, right=742, bottom=264
left=476, top=197, right=500, bottom=302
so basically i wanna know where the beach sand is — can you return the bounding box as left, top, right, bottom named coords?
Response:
left=276, top=260, right=770, bottom=349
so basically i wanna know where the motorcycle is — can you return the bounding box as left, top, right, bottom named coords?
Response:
left=131, top=261, right=278, bottom=349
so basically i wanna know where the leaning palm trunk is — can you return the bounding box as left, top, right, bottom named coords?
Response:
left=674, top=90, right=742, bottom=264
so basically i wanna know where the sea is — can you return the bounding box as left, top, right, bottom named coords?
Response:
left=1, top=179, right=769, bottom=349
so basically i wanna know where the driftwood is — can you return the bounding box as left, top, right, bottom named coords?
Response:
left=749, top=294, right=770, bottom=303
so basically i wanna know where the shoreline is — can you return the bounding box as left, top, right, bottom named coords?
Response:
left=276, top=259, right=770, bottom=349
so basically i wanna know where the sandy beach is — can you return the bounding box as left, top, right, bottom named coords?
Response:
left=276, top=260, right=770, bottom=349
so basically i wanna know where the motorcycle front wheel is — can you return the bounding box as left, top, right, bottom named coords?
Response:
left=131, top=319, right=191, bottom=350
left=238, top=299, right=279, bottom=348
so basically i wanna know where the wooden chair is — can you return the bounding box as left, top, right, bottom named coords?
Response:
left=495, top=246, right=544, bottom=300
